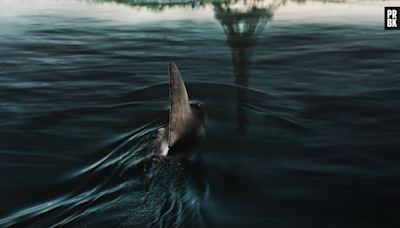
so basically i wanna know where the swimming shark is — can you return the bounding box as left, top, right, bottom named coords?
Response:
left=159, top=61, right=207, bottom=157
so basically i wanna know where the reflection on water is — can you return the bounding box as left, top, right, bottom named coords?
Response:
left=1, top=0, right=400, bottom=227
left=90, top=0, right=207, bottom=11
left=89, top=0, right=280, bottom=134
left=213, top=0, right=279, bottom=134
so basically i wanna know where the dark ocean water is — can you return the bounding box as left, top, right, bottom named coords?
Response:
left=1, top=0, right=400, bottom=227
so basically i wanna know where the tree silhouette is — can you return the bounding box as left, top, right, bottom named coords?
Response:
left=213, top=0, right=279, bottom=134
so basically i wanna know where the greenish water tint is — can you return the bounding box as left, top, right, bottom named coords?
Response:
left=1, top=0, right=400, bottom=227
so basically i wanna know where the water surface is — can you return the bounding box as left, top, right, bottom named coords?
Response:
left=1, top=0, right=400, bottom=227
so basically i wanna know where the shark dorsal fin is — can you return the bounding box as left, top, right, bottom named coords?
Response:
left=168, top=61, right=193, bottom=148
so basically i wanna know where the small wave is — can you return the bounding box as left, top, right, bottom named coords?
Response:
left=1, top=112, right=208, bottom=228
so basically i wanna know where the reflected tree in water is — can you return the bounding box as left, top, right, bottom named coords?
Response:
left=88, top=0, right=280, bottom=134
left=89, top=0, right=192, bottom=12
left=213, top=0, right=279, bottom=134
